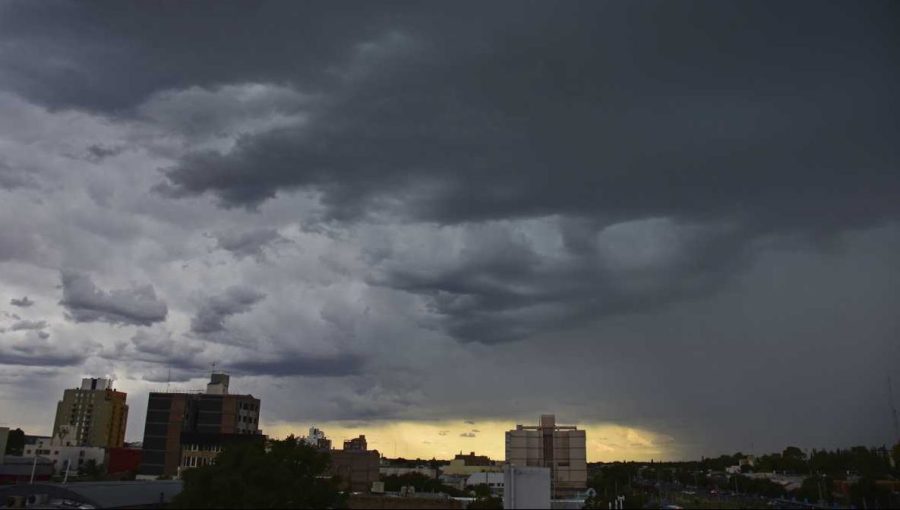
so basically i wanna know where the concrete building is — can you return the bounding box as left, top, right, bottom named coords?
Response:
left=466, top=471, right=505, bottom=494
left=305, top=429, right=380, bottom=493
left=303, top=426, right=332, bottom=450
left=344, top=435, right=368, bottom=451
left=504, top=414, right=586, bottom=498
left=331, top=449, right=381, bottom=492
left=139, top=373, right=262, bottom=478
left=52, top=378, right=128, bottom=448
left=380, top=465, right=438, bottom=478
left=22, top=427, right=106, bottom=476
left=503, top=465, right=551, bottom=510
left=179, top=431, right=263, bottom=471
left=0, top=457, right=54, bottom=485
left=441, top=451, right=501, bottom=476
left=105, top=447, right=142, bottom=477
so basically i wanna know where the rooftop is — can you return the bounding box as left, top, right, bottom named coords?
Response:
left=0, top=480, right=183, bottom=508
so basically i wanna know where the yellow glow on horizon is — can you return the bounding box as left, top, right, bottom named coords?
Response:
left=263, top=419, right=677, bottom=462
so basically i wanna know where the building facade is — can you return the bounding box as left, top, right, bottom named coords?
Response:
left=503, top=465, right=551, bottom=509
left=441, top=451, right=501, bottom=476
left=22, top=427, right=106, bottom=476
left=307, top=429, right=380, bottom=492
left=179, top=432, right=263, bottom=470
left=303, top=426, right=332, bottom=450
left=139, top=373, right=261, bottom=477
left=105, top=447, right=143, bottom=477
left=343, top=435, right=367, bottom=451
left=52, top=378, right=128, bottom=448
left=467, top=471, right=505, bottom=495
left=330, top=449, right=381, bottom=492
left=504, top=414, right=586, bottom=497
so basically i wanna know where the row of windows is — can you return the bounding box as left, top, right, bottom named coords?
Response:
left=184, top=443, right=223, bottom=452
left=25, top=449, right=87, bottom=457
left=182, top=456, right=215, bottom=468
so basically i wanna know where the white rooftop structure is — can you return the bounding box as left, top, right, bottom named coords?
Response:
left=80, top=378, right=113, bottom=391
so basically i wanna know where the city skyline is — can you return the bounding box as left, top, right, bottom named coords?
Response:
left=1, top=0, right=899, bottom=464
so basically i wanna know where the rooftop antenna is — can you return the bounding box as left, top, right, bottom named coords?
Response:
left=166, top=367, right=171, bottom=393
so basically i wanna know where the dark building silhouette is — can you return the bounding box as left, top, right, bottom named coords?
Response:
left=343, top=435, right=368, bottom=451
left=139, top=373, right=261, bottom=477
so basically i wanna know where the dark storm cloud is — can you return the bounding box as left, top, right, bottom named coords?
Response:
left=127, top=0, right=898, bottom=345
left=2, top=2, right=895, bottom=228
left=0, top=351, right=82, bottom=367
left=128, top=330, right=204, bottom=361
left=211, top=228, right=287, bottom=260
left=190, top=286, right=265, bottom=334
left=10, top=296, right=34, bottom=307
left=61, top=0, right=892, bottom=346
left=230, top=352, right=364, bottom=377
left=98, top=331, right=206, bottom=383
left=7, top=320, right=47, bottom=331
left=147, top=2, right=900, bottom=231
left=60, top=270, right=168, bottom=326
left=85, top=144, right=125, bottom=162
left=0, top=331, right=85, bottom=367
left=0, top=158, right=36, bottom=189
left=369, top=218, right=750, bottom=342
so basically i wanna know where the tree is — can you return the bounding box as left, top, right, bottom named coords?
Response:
left=172, top=435, right=345, bottom=509
left=468, top=495, right=502, bottom=509
left=4, top=428, right=25, bottom=455
left=78, top=459, right=106, bottom=480
left=381, top=472, right=465, bottom=496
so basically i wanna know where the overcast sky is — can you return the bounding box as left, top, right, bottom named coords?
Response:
left=1, top=1, right=898, bottom=461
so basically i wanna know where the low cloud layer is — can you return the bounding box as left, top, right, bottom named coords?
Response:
left=10, top=296, right=34, bottom=307
left=211, top=227, right=287, bottom=260
left=190, top=286, right=265, bottom=335
left=60, top=271, right=168, bottom=326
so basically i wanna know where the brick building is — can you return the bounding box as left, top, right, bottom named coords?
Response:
left=139, top=373, right=261, bottom=477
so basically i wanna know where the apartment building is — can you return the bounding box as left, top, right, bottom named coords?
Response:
left=505, top=414, right=586, bottom=497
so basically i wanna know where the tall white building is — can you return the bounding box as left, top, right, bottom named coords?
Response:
left=504, top=414, right=587, bottom=497
left=302, top=426, right=332, bottom=450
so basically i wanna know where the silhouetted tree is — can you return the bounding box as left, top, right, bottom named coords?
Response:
left=4, top=428, right=25, bottom=455
left=172, top=436, right=345, bottom=508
